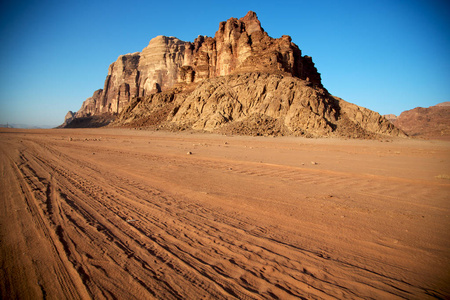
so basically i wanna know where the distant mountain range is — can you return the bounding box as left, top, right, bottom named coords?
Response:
left=0, top=124, right=56, bottom=129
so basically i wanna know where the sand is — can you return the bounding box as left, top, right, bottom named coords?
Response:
left=1, top=128, right=449, bottom=299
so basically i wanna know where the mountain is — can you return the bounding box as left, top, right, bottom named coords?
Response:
left=0, top=123, right=56, bottom=129
left=392, top=102, right=450, bottom=140
left=63, top=11, right=404, bottom=138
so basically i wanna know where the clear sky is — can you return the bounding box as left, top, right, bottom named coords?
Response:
left=0, top=0, right=449, bottom=127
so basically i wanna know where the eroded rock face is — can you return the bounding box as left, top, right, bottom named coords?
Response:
left=100, top=53, right=140, bottom=114
left=211, top=12, right=322, bottom=85
left=59, top=111, right=75, bottom=127
left=72, top=11, right=323, bottom=118
left=171, top=73, right=331, bottom=134
left=139, top=36, right=189, bottom=95
left=76, top=89, right=103, bottom=117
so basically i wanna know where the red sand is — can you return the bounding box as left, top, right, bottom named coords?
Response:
left=1, top=128, right=449, bottom=299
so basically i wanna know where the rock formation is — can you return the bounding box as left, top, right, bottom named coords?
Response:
left=62, top=111, right=75, bottom=126
left=63, top=11, right=405, bottom=138
left=68, top=11, right=322, bottom=118
left=392, top=102, right=450, bottom=140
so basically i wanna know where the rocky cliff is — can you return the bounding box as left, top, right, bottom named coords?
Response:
left=64, top=11, right=405, bottom=138
left=60, top=111, right=75, bottom=127
left=71, top=11, right=322, bottom=118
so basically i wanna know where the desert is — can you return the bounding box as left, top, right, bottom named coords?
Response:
left=1, top=127, right=449, bottom=299
left=2, top=6, right=449, bottom=300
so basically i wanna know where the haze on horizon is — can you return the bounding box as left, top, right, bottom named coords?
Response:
left=0, top=0, right=449, bottom=128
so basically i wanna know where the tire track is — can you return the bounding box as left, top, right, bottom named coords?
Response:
left=36, top=141, right=433, bottom=298
left=2, top=134, right=447, bottom=299
left=8, top=156, right=91, bottom=299
left=15, top=141, right=253, bottom=299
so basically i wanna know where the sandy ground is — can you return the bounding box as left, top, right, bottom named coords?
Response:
left=0, top=128, right=449, bottom=299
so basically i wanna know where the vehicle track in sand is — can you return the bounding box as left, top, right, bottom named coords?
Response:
left=1, top=130, right=449, bottom=299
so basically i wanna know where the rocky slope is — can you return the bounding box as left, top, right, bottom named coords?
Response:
left=114, top=72, right=402, bottom=138
left=392, top=102, right=450, bottom=140
left=64, top=11, right=404, bottom=138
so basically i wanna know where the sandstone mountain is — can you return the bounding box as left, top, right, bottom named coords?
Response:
left=392, top=102, right=450, bottom=140
left=64, top=11, right=405, bottom=138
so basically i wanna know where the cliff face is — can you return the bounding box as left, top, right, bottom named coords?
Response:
left=58, top=111, right=75, bottom=128
left=71, top=11, right=322, bottom=118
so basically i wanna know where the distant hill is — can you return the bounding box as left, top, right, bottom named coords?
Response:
left=389, top=102, right=450, bottom=140
left=0, top=124, right=56, bottom=129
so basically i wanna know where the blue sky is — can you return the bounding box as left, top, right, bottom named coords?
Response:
left=0, top=0, right=449, bottom=127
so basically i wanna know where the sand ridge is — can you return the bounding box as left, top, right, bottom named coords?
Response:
left=1, top=128, right=449, bottom=299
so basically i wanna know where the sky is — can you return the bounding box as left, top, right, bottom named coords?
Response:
left=0, top=0, right=449, bottom=127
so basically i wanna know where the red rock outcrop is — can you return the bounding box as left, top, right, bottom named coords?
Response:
left=69, top=11, right=323, bottom=118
